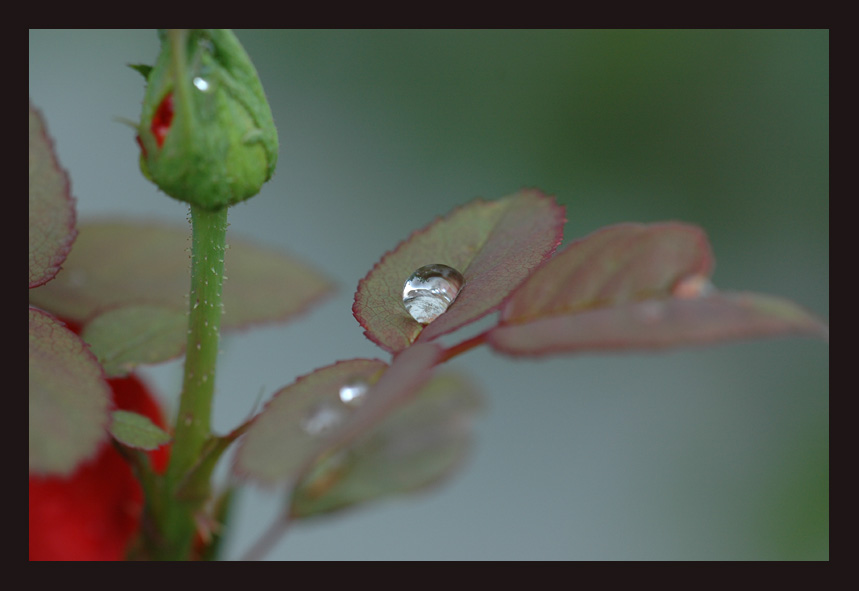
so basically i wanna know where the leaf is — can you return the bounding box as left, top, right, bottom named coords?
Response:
left=487, top=223, right=828, bottom=356
left=109, top=409, right=171, bottom=451
left=500, top=223, right=713, bottom=324
left=128, top=63, right=153, bottom=80
left=489, top=292, right=828, bottom=356
left=28, top=220, right=333, bottom=332
left=29, top=101, right=77, bottom=288
left=235, top=343, right=441, bottom=486
left=29, top=307, right=112, bottom=475
left=290, top=373, right=482, bottom=519
left=83, top=305, right=188, bottom=377
left=353, top=189, right=565, bottom=353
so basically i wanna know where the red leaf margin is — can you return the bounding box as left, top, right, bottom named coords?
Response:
left=29, top=101, right=77, bottom=288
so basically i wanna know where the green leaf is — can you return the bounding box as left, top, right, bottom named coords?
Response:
left=83, top=304, right=188, bottom=376
left=235, top=343, right=441, bottom=485
left=488, top=223, right=828, bottom=356
left=28, top=220, right=333, bottom=338
left=29, top=101, right=77, bottom=288
left=290, top=373, right=482, bottom=519
left=29, top=307, right=111, bottom=475
left=353, top=189, right=565, bottom=353
left=109, top=409, right=171, bottom=451
left=128, top=63, right=153, bottom=80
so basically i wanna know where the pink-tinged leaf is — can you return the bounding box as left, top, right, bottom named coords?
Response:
left=29, top=220, right=333, bottom=330
left=353, top=189, right=565, bottom=353
left=490, top=222, right=826, bottom=355
left=501, top=222, right=713, bottom=324
left=290, top=372, right=482, bottom=519
left=235, top=343, right=441, bottom=486
left=29, top=102, right=77, bottom=288
left=488, top=292, right=829, bottom=356
left=29, top=307, right=112, bottom=475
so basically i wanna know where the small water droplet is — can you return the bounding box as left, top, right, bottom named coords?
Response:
left=403, top=264, right=465, bottom=325
left=673, top=275, right=714, bottom=299
left=339, top=378, right=370, bottom=407
left=193, top=76, right=211, bottom=92
left=301, top=402, right=346, bottom=436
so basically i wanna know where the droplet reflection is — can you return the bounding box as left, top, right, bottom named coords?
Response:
left=193, top=76, right=211, bottom=92
left=339, top=378, right=369, bottom=407
left=300, top=402, right=346, bottom=436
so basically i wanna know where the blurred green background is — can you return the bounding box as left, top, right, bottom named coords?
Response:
left=29, top=29, right=828, bottom=560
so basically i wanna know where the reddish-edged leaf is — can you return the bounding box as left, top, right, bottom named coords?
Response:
left=487, top=223, right=828, bottom=356
left=353, top=189, right=565, bottom=353
left=235, top=343, right=441, bottom=486
left=291, top=372, right=482, bottom=519
left=29, top=102, right=77, bottom=288
left=29, top=307, right=112, bottom=476
left=28, top=220, right=333, bottom=359
left=489, top=292, right=828, bottom=356
left=500, top=223, right=713, bottom=324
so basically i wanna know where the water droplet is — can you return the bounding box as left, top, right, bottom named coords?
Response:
left=301, top=402, right=346, bottom=436
left=672, top=275, right=714, bottom=299
left=193, top=76, right=211, bottom=92
left=339, top=378, right=369, bottom=407
left=402, top=264, right=465, bottom=325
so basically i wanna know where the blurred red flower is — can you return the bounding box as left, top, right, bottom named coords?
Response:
left=29, top=363, right=170, bottom=561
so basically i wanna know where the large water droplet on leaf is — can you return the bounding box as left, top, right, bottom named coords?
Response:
left=402, top=264, right=465, bottom=325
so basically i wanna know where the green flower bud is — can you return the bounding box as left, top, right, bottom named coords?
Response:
left=136, top=29, right=278, bottom=210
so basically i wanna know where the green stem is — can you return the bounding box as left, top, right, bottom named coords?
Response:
left=156, top=204, right=228, bottom=559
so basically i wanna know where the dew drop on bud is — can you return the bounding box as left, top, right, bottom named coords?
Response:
left=338, top=378, right=370, bottom=407
left=300, top=402, right=346, bottom=436
left=402, top=264, right=465, bottom=325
